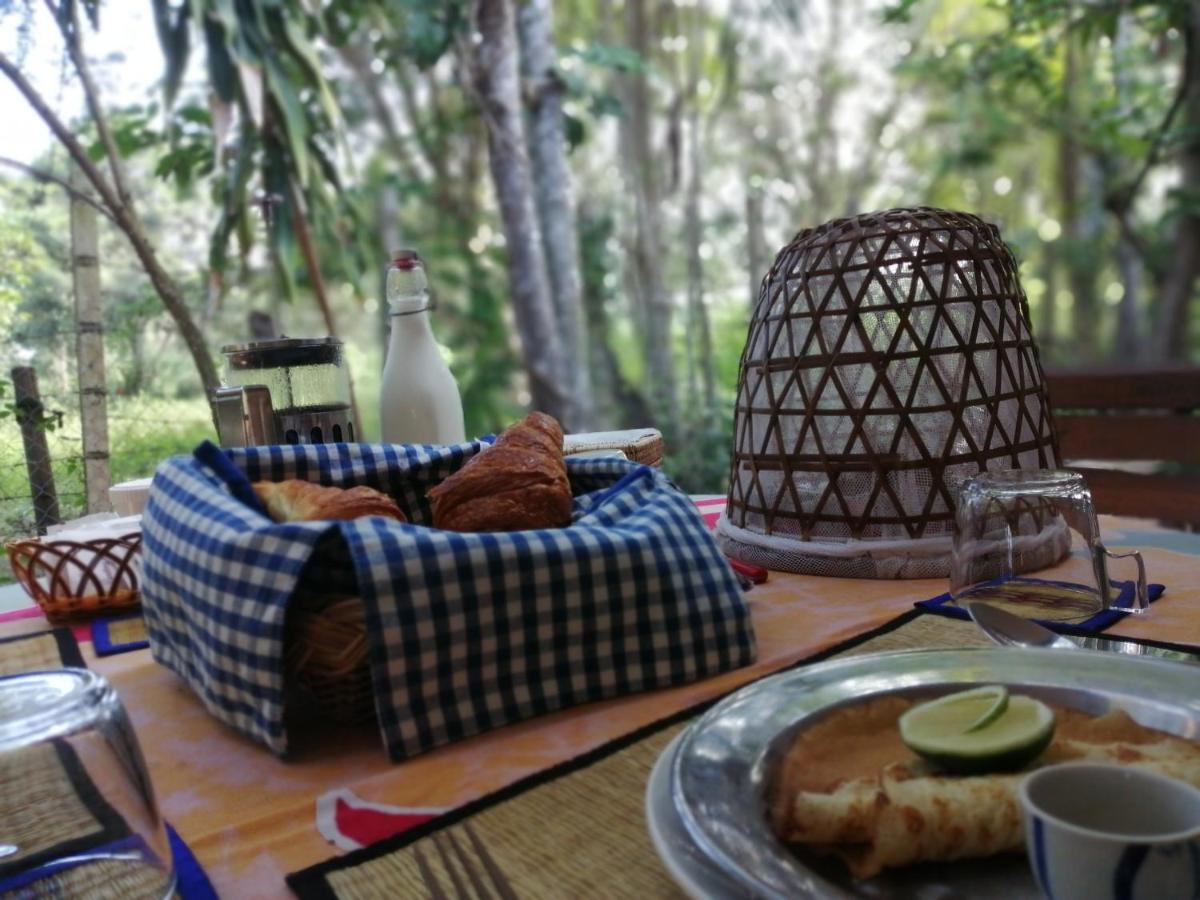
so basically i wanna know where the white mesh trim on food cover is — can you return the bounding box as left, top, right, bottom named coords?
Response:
left=715, top=513, right=953, bottom=558
left=716, top=530, right=952, bottom=579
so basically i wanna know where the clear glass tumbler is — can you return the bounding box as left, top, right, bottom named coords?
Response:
left=949, top=469, right=1148, bottom=623
left=0, top=669, right=175, bottom=898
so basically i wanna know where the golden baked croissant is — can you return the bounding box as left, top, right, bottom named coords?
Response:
left=253, top=479, right=407, bottom=523
left=428, top=411, right=573, bottom=531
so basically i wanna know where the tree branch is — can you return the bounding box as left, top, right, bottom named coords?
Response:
left=1116, top=81, right=1188, bottom=213
left=0, top=155, right=116, bottom=223
left=0, top=53, right=127, bottom=233
left=0, top=51, right=222, bottom=402
left=46, top=0, right=136, bottom=212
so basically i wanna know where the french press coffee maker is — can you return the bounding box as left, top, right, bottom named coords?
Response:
left=212, top=337, right=356, bottom=447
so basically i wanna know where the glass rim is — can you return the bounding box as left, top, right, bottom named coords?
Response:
left=0, top=668, right=113, bottom=750
left=960, top=468, right=1088, bottom=495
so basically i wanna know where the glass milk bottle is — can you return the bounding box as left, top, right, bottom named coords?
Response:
left=379, top=249, right=466, bottom=444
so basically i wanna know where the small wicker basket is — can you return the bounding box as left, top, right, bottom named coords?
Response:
left=5, top=535, right=142, bottom=622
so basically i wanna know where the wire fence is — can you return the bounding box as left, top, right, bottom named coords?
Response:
left=1, top=379, right=213, bottom=583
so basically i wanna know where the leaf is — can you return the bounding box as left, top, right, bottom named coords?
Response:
left=263, top=140, right=300, bottom=302
left=237, top=60, right=265, bottom=130
left=568, top=42, right=647, bottom=74
left=202, top=12, right=238, bottom=103
left=152, top=0, right=192, bottom=109
left=880, top=0, right=922, bottom=24
left=209, top=92, right=234, bottom=151
left=395, top=0, right=467, bottom=69
left=208, top=127, right=255, bottom=275
left=279, top=15, right=341, bottom=127
left=563, top=111, right=586, bottom=149
left=262, top=55, right=310, bottom=184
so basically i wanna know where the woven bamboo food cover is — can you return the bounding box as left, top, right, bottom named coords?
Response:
left=718, top=207, right=1061, bottom=578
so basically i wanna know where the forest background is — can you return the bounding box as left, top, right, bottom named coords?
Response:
left=0, top=0, right=1198, bottom=552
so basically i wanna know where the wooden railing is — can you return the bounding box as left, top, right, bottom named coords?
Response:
left=1044, top=367, right=1200, bottom=529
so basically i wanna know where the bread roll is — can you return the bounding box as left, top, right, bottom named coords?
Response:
left=253, top=479, right=407, bottom=523
left=428, top=411, right=572, bottom=531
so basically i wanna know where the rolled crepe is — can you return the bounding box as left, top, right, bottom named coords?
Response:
left=772, top=700, right=1200, bottom=880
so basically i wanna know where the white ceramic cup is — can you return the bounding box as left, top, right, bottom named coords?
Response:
left=1019, top=762, right=1200, bottom=900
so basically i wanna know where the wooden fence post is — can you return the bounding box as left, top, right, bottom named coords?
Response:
left=71, top=164, right=111, bottom=513
left=11, top=367, right=61, bottom=534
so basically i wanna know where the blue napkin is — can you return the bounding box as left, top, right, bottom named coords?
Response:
left=917, top=577, right=1165, bottom=633
left=193, top=440, right=269, bottom=517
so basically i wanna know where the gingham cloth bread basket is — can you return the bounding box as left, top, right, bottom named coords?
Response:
left=139, top=440, right=756, bottom=760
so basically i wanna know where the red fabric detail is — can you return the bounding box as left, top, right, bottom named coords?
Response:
left=333, top=797, right=438, bottom=846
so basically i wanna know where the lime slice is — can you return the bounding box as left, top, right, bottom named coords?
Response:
left=899, top=688, right=1055, bottom=774
left=964, top=686, right=1009, bottom=732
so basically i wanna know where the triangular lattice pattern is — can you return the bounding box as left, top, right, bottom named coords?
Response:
left=719, top=207, right=1061, bottom=578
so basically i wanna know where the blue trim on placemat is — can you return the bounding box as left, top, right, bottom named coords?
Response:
left=92, top=612, right=149, bottom=656
left=0, top=826, right=213, bottom=899
left=917, top=578, right=1165, bottom=633
left=170, top=822, right=218, bottom=900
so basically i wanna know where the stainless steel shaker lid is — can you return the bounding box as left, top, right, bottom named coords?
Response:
left=221, top=336, right=343, bottom=370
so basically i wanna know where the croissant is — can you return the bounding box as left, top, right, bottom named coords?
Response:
left=428, top=411, right=573, bottom=532
left=253, top=479, right=407, bottom=523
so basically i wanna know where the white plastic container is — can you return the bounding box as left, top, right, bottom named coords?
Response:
left=108, top=477, right=154, bottom=516
left=379, top=249, right=466, bottom=445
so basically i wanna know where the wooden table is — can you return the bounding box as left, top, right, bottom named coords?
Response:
left=1, top=513, right=1196, bottom=898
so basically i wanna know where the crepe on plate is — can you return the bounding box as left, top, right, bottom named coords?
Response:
left=767, top=695, right=1200, bottom=880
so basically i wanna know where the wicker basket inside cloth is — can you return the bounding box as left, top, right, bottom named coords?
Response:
left=718, top=207, right=1061, bottom=579
left=140, top=441, right=755, bottom=759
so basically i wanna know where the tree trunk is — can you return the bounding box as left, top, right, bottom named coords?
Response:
left=1110, top=15, right=1144, bottom=362
left=746, top=183, right=767, bottom=314
left=286, top=176, right=362, bottom=429
left=124, top=326, right=146, bottom=396
left=683, top=95, right=715, bottom=414
left=1153, top=0, right=1200, bottom=359
left=518, top=0, right=594, bottom=432
left=1114, top=238, right=1143, bottom=360
left=1058, top=33, right=1101, bottom=359
left=70, top=165, right=111, bottom=514
left=471, top=0, right=569, bottom=423
left=620, top=0, right=678, bottom=437
left=12, top=367, right=61, bottom=533
left=579, top=207, right=656, bottom=429
left=1039, top=242, right=1058, bottom=359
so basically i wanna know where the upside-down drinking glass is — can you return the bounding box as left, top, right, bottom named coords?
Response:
left=949, top=469, right=1148, bottom=623
left=0, top=669, right=174, bottom=898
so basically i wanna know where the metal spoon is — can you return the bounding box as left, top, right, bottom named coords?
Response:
left=966, top=601, right=1080, bottom=650
left=966, top=600, right=1198, bottom=664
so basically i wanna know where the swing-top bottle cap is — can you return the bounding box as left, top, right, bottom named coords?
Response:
left=390, top=248, right=422, bottom=269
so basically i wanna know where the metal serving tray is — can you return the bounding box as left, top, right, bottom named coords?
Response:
left=654, top=647, right=1200, bottom=899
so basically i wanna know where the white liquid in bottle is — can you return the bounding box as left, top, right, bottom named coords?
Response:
left=379, top=249, right=466, bottom=445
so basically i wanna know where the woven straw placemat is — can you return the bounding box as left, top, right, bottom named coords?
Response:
left=0, top=739, right=129, bottom=880
left=286, top=611, right=989, bottom=899
left=286, top=612, right=1198, bottom=899
left=0, top=627, right=85, bottom=675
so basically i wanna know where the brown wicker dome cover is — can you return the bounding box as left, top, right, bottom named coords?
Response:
left=718, top=207, right=1061, bottom=578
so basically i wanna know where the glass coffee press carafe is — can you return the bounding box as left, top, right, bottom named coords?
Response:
left=212, top=337, right=355, bottom=446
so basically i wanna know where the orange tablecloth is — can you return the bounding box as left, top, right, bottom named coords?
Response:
left=1, top=514, right=1197, bottom=898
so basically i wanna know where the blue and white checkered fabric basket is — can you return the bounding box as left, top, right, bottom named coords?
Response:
left=140, top=440, right=756, bottom=759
